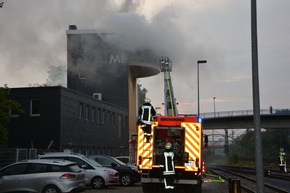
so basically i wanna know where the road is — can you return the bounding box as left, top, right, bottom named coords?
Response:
left=84, top=182, right=229, bottom=193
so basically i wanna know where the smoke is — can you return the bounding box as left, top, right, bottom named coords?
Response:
left=46, top=65, right=67, bottom=86
left=4, top=0, right=289, bottom=112
left=0, top=0, right=219, bottom=86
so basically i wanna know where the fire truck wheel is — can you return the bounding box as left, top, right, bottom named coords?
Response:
left=120, top=173, right=134, bottom=186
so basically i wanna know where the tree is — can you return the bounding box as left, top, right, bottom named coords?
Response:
left=0, top=85, right=23, bottom=146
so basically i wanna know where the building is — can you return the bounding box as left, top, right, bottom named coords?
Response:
left=66, top=25, right=159, bottom=134
left=8, top=86, right=128, bottom=155
left=7, top=25, right=159, bottom=155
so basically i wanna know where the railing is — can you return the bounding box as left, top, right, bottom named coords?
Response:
left=200, top=108, right=290, bottom=118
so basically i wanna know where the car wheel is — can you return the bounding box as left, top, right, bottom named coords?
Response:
left=42, top=185, right=61, bottom=193
left=91, top=176, right=105, bottom=189
left=120, top=173, right=134, bottom=186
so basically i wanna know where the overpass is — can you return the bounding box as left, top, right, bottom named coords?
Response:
left=201, top=109, right=290, bottom=130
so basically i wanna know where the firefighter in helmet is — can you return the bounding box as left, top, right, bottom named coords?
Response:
left=160, top=142, right=175, bottom=193
left=138, top=98, right=156, bottom=142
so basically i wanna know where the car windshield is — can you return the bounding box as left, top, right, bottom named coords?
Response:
left=82, top=156, right=102, bottom=167
left=111, top=157, right=126, bottom=166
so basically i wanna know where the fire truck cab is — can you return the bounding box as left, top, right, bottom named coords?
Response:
left=137, top=115, right=204, bottom=193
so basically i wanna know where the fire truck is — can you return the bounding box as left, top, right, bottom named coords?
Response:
left=136, top=57, right=206, bottom=193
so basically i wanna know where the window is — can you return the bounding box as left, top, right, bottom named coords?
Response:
left=79, top=103, right=83, bottom=119
left=85, top=105, right=89, bottom=120
left=117, top=115, right=122, bottom=138
left=78, top=71, right=86, bottom=79
left=101, top=110, right=106, bottom=124
left=95, top=157, right=112, bottom=166
left=10, top=109, right=19, bottom=117
left=97, top=108, right=101, bottom=123
left=108, top=111, right=112, bottom=125
left=27, top=163, right=48, bottom=174
left=91, top=107, right=96, bottom=122
left=2, top=163, right=28, bottom=175
left=112, top=113, right=116, bottom=125
left=30, top=99, right=41, bottom=116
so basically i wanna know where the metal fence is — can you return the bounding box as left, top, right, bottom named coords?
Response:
left=200, top=108, right=290, bottom=118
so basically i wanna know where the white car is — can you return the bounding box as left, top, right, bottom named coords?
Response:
left=39, top=152, right=119, bottom=189
left=0, top=159, right=85, bottom=193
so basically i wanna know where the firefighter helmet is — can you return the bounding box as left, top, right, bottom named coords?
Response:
left=165, top=142, right=172, bottom=150
left=144, top=98, right=151, bottom=103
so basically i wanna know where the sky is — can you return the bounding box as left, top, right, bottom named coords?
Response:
left=1, top=0, right=290, bottom=115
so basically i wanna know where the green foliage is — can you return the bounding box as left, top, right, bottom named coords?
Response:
left=0, top=85, right=23, bottom=146
left=231, top=128, right=290, bottom=161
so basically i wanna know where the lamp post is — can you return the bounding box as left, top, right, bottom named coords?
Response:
left=213, top=97, right=216, bottom=117
left=197, top=60, right=207, bottom=118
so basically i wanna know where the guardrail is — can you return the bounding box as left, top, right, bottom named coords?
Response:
left=200, top=108, right=290, bottom=118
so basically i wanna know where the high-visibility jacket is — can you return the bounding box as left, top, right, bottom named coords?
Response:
left=279, top=154, right=286, bottom=165
left=160, top=151, right=175, bottom=175
left=138, top=103, right=156, bottom=125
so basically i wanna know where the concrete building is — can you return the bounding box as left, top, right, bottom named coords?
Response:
left=66, top=25, right=159, bottom=135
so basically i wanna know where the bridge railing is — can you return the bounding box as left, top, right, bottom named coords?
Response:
left=200, top=109, right=290, bottom=118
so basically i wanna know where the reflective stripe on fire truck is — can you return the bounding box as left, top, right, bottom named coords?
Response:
left=182, top=122, right=202, bottom=171
left=137, top=125, right=153, bottom=169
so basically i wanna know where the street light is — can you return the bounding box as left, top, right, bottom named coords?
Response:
left=213, top=97, right=216, bottom=117
left=197, top=60, right=207, bottom=118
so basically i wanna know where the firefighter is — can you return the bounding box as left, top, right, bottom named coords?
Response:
left=278, top=152, right=287, bottom=173
left=138, top=98, right=156, bottom=142
left=160, top=142, right=175, bottom=193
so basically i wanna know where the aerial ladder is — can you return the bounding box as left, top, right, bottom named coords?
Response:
left=159, top=56, right=178, bottom=116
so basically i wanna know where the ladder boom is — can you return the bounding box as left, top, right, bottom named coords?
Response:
left=159, top=57, right=178, bottom=116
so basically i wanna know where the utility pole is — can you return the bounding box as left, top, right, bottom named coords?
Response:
left=251, top=0, right=264, bottom=193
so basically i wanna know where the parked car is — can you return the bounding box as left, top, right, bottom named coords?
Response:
left=91, top=155, right=141, bottom=186
left=0, top=159, right=85, bottom=193
left=39, top=152, right=119, bottom=189
left=115, top=156, right=133, bottom=165
left=115, top=155, right=139, bottom=171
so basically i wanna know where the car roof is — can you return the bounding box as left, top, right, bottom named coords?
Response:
left=15, top=159, right=76, bottom=166
left=39, top=152, right=85, bottom=158
left=93, top=155, right=112, bottom=158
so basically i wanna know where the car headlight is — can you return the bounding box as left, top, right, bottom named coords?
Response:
left=104, top=170, right=116, bottom=175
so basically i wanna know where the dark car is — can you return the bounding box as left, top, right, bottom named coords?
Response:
left=91, top=155, right=141, bottom=186
left=0, top=159, right=85, bottom=193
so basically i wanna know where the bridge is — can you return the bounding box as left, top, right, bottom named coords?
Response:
left=201, top=108, right=290, bottom=130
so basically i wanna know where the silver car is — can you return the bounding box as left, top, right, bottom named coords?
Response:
left=39, top=152, right=119, bottom=189
left=0, top=159, right=85, bottom=193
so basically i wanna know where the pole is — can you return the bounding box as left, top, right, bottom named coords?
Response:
left=251, top=0, right=264, bottom=192
left=197, top=62, right=200, bottom=117
left=197, top=60, right=207, bottom=118
left=213, top=97, right=216, bottom=117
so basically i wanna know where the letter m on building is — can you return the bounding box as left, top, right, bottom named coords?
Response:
left=109, top=54, right=124, bottom=64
